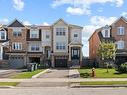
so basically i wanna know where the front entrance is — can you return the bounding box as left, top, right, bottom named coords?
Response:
left=29, top=57, right=40, bottom=64
left=71, top=47, right=80, bottom=60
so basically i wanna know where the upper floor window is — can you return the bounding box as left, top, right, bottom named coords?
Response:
left=74, top=34, right=78, bottom=37
left=117, top=27, right=125, bottom=35
left=56, top=42, right=65, bottom=50
left=46, top=35, right=50, bottom=39
left=30, top=44, right=40, bottom=51
left=12, top=43, right=22, bottom=50
left=117, top=40, right=124, bottom=49
left=105, top=30, right=109, bottom=37
left=30, top=30, right=39, bottom=38
left=13, top=28, right=22, bottom=37
left=0, top=31, right=6, bottom=40
left=56, top=28, right=66, bottom=36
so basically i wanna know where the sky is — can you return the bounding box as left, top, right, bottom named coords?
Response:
left=0, top=0, right=127, bottom=56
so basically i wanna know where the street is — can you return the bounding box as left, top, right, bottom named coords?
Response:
left=0, top=87, right=127, bottom=95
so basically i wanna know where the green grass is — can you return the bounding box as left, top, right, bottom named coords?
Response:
left=11, top=69, right=44, bottom=79
left=80, top=81, right=127, bottom=85
left=0, top=82, right=19, bottom=86
left=78, top=68, right=127, bottom=78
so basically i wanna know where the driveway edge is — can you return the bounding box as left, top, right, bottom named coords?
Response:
left=32, top=69, right=49, bottom=78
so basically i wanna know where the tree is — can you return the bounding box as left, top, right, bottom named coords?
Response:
left=97, top=42, right=116, bottom=73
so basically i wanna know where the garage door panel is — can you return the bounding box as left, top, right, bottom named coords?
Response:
left=9, top=56, right=24, bottom=69
left=55, top=59, right=67, bottom=67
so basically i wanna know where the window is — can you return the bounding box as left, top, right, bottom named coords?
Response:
left=46, top=35, right=50, bottom=39
left=117, top=40, right=124, bottom=49
left=117, top=27, right=125, bottom=35
left=56, top=28, right=66, bottom=36
left=12, top=43, right=22, bottom=50
left=13, top=28, right=22, bottom=37
left=74, top=34, right=78, bottom=37
left=30, top=30, right=39, bottom=38
left=30, top=44, right=40, bottom=51
left=0, top=31, right=6, bottom=40
left=105, top=30, right=109, bottom=37
left=56, top=42, right=66, bottom=50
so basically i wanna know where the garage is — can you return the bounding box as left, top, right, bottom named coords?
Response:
left=55, top=56, right=68, bottom=68
left=9, top=56, right=24, bottom=69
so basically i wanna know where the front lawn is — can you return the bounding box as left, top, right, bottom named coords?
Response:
left=11, top=69, right=44, bottom=79
left=78, top=68, right=127, bottom=78
left=80, top=81, right=127, bottom=85
left=0, top=82, right=19, bottom=86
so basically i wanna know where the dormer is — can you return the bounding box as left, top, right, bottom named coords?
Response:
left=101, top=25, right=111, bottom=38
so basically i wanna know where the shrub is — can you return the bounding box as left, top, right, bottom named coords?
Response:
left=118, top=63, right=127, bottom=73
left=108, top=64, right=113, bottom=69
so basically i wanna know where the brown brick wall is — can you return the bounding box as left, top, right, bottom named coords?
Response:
left=8, top=28, right=27, bottom=52
left=89, top=30, right=100, bottom=59
left=111, top=19, right=127, bottom=49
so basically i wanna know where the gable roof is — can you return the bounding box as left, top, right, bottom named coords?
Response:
left=7, top=19, right=25, bottom=27
left=52, top=18, right=68, bottom=26
left=111, top=16, right=127, bottom=26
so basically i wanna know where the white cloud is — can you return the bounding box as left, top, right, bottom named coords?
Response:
left=90, top=16, right=117, bottom=26
left=66, top=7, right=91, bottom=15
left=0, top=18, right=9, bottom=24
left=42, top=22, right=49, bottom=26
left=52, top=0, right=124, bottom=15
left=23, top=21, right=31, bottom=25
left=121, top=12, right=127, bottom=17
left=13, top=0, right=24, bottom=11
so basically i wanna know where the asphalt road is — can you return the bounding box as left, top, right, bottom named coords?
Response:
left=0, top=87, right=127, bottom=95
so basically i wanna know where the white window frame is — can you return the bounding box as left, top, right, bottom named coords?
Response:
left=13, top=28, right=22, bottom=37
left=74, top=34, right=78, bottom=37
left=104, top=30, right=109, bottom=37
left=30, top=29, right=39, bottom=38
left=30, top=44, right=40, bottom=51
left=12, top=43, right=22, bottom=50
left=56, top=28, right=66, bottom=36
left=56, top=42, right=66, bottom=50
left=117, top=27, right=125, bottom=35
left=0, top=31, right=6, bottom=40
left=117, top=40, right=124, bottom=49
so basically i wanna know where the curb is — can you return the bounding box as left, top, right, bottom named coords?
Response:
left=32, top=69, right=49, bottom=78
left=71, top=85, right=127, bottom=88
left=0, top=86, right=14, bottom=88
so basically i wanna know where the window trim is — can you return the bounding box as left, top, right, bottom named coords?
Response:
left=12, top=43, right=22, bottom=50
left=30, top=44, right=40, bottom=51
left=117, top=27, right=125, bottom=35
left=56, top=42, right=66, bottom=50
left=117, top=40, right=124, bottom=49
left=0, top=31, right=6, bottom=40
left=30, top=29, right=39, bottom=38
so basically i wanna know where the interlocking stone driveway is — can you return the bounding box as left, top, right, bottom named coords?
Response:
left=38, top=68, right=69, bottom=78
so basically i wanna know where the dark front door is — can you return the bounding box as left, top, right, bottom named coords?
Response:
left=55, top=59, right=67, bottom=67
left=71, top=48, right=80, bottom=60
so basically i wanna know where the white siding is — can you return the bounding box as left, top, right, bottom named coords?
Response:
left=70, top=28, right=82, bottom=43
left=53, top=21, right=68, bottom=53
left=41, top=29, right=51, bottom=47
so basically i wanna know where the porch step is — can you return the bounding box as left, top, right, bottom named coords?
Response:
left=70, top=60, right=80, bottom=69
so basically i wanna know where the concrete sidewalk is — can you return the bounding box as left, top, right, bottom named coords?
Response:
left=1, top=78, right=127, bottom=83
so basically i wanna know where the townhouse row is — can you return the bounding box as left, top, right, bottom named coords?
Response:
left=89, top=16, right=127, bottom=67
left=0, top=19, right=83, bottom=68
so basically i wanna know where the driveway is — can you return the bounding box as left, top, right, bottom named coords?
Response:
left=38, top=68, right=69, bottom=78
left=0, top=69, right=24, bottom=78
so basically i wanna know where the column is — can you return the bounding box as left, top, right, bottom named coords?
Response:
left=68, top=46, right=71, bottom=67
left=80, top=47, right=82, bottom=67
